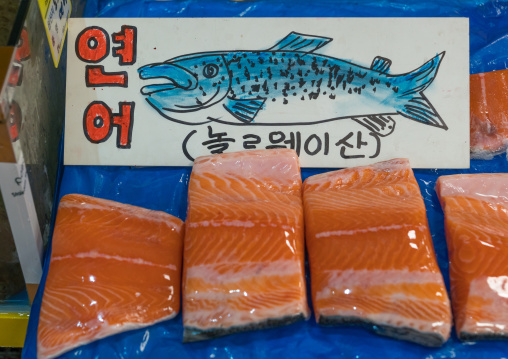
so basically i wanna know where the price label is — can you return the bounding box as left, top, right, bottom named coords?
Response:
left=38, top=0, right=72, bottom=67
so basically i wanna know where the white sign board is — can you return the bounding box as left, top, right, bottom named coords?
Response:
left=65, top=18, right=469, bottom=168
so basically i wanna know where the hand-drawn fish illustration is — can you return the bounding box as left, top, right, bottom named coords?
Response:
left=138, top=32, right=447, bottom=136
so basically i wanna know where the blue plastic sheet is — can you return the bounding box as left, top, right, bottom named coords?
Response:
left=82, top=0, right=508, bottom=74
left=22, top=1, right=508, bottom=358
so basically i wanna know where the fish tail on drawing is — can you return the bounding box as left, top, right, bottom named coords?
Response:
left=397, top=52, right=447, bottom=130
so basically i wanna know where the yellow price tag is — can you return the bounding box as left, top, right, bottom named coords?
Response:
left=37, top=0, right=72, bottom=67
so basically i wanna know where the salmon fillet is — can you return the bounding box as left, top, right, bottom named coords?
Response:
left=183, top=149, right=310, bottom=342
left=37, top=194, right=184, bottom=359
left=303, top=158, right=452, bottom=347
left=437, top=173, right=508, bottom=340
left=470, top=69, right=508, bottom=158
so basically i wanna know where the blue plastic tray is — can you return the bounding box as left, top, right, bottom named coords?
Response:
left=22, top=1, right=508, bottom=358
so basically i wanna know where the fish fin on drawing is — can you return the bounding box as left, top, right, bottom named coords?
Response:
left=397, top=52, right=447, bottom=130
left=397, top=94, right=448, bottom=130
left=353, top=115, right=396, bottom=137
left=223, top=97, right=266, bottom=123
left=371, top=56, right=392, bottom=73
left=268, top=32, right=332, bottom=53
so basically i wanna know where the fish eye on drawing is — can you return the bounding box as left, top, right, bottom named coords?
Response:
left=138, top=32, right=448, bottom=135
left=203, top=64, right=220, bottom=79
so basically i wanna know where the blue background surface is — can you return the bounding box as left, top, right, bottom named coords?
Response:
left=22, top=1, right=508, bottom=358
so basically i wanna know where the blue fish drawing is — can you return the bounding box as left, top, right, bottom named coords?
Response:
left=138, top=32, right=447, bottom=136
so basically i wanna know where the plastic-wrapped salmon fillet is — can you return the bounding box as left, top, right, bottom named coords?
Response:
left=303, top=158, right=452, bottom=347
left=470, top=69, right=508, bottom=159
left=183, top=149, right=310, bottom=342
left=37, top=194, right=184, bottom=359
left=437, top=173, right=508, bottom=340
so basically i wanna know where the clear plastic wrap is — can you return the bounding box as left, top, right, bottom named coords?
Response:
left=37, top=194, right=184, bottom=359
left=20, top=1, right=508, bottom=358
left=22, top=159, right=508, bottom=359
left=303, top=158, right=452, bottom=347
left=436, top=173, right=508, bottom=340
left=183, top=149, right=309, bottom=342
